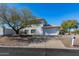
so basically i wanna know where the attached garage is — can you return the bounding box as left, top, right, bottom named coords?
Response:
left=43, top=24, right=60, bottom=35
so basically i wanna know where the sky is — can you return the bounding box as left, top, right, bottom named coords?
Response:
left=7, top=3, right=79, bottom=26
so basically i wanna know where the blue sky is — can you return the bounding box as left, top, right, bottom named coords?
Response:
left=8, top=3, right=79, bottom=26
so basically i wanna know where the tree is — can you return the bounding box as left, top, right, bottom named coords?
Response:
left=66, top=20, right=78, bottom=34
left=59, top=21, right=68, bottom=35
left=0, top=4, right=37, bottom=34
left=60, top=20, right=78, bottom=35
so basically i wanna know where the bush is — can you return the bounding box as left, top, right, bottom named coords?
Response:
left=73, top=30, right=79, bottom=34
left=59, top=30, right=65, bottom=35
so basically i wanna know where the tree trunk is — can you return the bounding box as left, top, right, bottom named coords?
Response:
left=16, top=31, right=19, bottom=34
left=68, top=28, right=71, bottom=35
left=75, top=28, right=77, bottom=35
left=14, top=30, right=19, bottom=35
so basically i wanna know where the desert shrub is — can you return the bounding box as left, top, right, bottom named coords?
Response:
left=73, top=30, right=79, bottom=34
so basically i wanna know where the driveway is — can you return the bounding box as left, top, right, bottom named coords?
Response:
left=28, top=39, right=65, bottom=48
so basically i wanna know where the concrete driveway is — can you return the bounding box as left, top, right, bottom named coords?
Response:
left=28, top=39, right=65, bottom=48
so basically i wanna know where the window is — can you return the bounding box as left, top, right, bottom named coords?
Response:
left=24, top=30, right=28, bottom=34
left=31, top=29, right=36, bottom=33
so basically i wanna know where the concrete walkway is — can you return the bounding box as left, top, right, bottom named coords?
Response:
left=28, top=39, right=65, bottom=48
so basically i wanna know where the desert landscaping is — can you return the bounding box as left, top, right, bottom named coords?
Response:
left=0, top=35, right=78, bottom=48
left=0, top=36, right=64, bottom=48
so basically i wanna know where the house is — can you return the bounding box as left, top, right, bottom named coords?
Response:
left=43, top=24, right=60, bottom=35
left=0, top=27, right=16, bottom=36
left=0, top=18, right=45, bottom=36
left=20, top=18, right=60, bottom=35
left=0, top=27, right=4, bottom=35
left=0, top=18, right=60, bottom=36
left=20, top=24, right=60, bottom=35
left=20, top=18, right=45, bottom=35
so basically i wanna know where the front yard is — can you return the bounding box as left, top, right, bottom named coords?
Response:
left=0, top=36, right=65, bottom=48
left=0, top=35, right=79, bottom=48
left=0, top=36, right=30, bottom=46
left=0, top=36, right=47, bottom=47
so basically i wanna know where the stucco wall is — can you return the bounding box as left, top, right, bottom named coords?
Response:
left=4, top=29, right=16, bottom=35
left=0, top=27, right=4, bottom=35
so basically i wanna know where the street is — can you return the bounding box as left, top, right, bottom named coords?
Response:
left=0, top=47, right=79, bottom=56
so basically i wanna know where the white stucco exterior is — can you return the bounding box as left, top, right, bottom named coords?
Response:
left=20, top=26, right=44, bottom=35
left=20, top=24, right=59, bottom=35
left=0, top=27, right=4, bottom=35
left=0, top=27, right=16, bottom=36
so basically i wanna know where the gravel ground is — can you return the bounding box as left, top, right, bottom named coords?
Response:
left=0, top=36, right=65, bottom=48
left=1, top=35, right=79, bottom=48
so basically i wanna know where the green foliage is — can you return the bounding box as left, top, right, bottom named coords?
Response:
left=60, top=20, right=79, bottom=35
left=73, top=30, right=79, bottom=34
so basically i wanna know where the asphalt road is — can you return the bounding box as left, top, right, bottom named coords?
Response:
left=0, top=47, right=79, bottom=56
